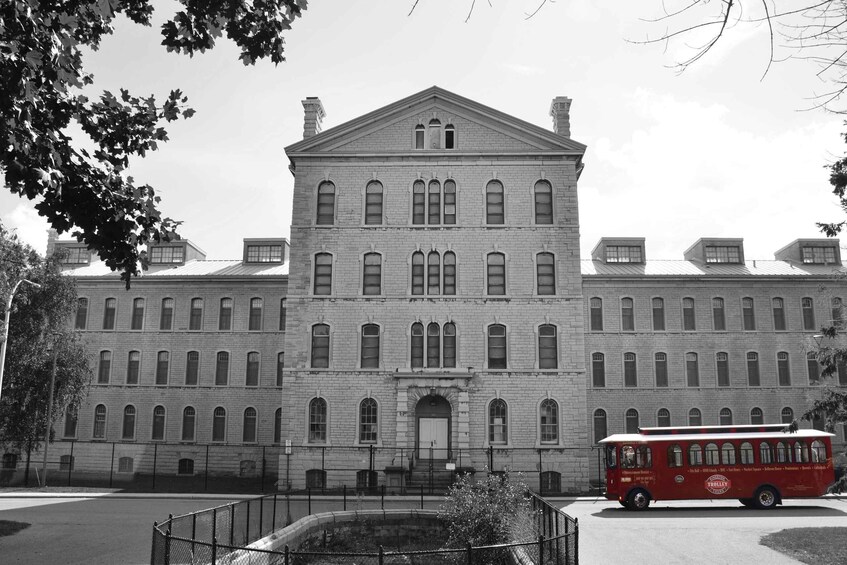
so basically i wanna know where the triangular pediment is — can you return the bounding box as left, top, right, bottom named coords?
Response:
left=285, top=86, right=586, bottom=156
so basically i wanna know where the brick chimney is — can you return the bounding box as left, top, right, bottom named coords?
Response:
left=550, top=96, right=572, bottom=137
left=302, top=97, right=325, bottom=139
left=46, top=228, right=59, bottom=257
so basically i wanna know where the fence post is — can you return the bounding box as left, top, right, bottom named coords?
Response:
left=261, top=446, right=266, bottom=492
left=152, top=443, right=157, bottom=491
left=466, top=542, right=472, bottom=565
left=381, top=484, right=385, bottom=509
left=67, top=441, right=74, bottom=486
left=204, top=444, right=210, bottom=492
left=164, top=515, right=172, bottom=565
left=191, top=513, right=197, bottom=556
left=212, top=507, right=217, bottom=546
left=343, top=484, right=347, bottom=511
left=555, top=512, right=561, bottom=565
left=108, top=442, right=115, bottom=488
left=211, top=536, right=217, bottom=565
left=245, top=499, right=251, bottom=544
left=272, top=493, right=278, bottom=530
left=420, top=484, right=424, bottom=509
left=538, top=535, right=545, bottom=565
left=487, top=445, right=493, bottom=470
left=284, top=545, right=289, bottom=565
left=151, top=522, right=158, bottom=565
left=308, top=487, right=311, bottom=515
left=574, top=518, right=579, bottom=565
left=259, top=496, right=264, bottom=537
left=379, top=545, right=384, bottom=565
left=229, top=503, right=235, bottom=546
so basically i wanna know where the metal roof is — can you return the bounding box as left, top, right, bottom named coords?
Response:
left=582, top=259, right=847, bottom=278
left=599, top=429, right=834, bottom=444
left=62, top=259, right=288, bottom=279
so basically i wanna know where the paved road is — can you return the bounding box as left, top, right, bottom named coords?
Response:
left=560, top=496, right=847, bottom=565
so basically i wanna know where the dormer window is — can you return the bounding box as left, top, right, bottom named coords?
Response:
left=150, top=246, right=185, bottom=264
left=605, top=246, right=642, bottom=263
left=246, top=244, right=283, bottom=263
left=705, top=245, right=741, bottom=264
left=802, top=246, right=837, bottom=264
left=62, top=247, right=90, bottom=264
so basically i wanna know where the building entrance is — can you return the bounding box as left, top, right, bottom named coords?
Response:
left=416, top=394, right=451, bottom=459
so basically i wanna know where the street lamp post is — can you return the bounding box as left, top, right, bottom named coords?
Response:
left=41, top=340, right=60, bottom=487
left=0, top=278, right=41, bottom=402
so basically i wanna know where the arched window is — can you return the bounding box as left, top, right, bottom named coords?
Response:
left=182, top=407, right=196, bottom=442
left=98, top=351, right=111, bottom=384
left=314, top=253, right=333, bottom=295
left=688, top=444, right=703, bottom=466
left=807, top=352, right=820, bottom=384
left=760, top=442, right=773, bottom=464
left=428, top=119, right=441, bottom=149
left=215, top=352, right=229, bottom=385
left=534, top=180, right=553, bottom=224
left=777, top=352, right=791, bottom=386
left=311, top=324, right=330, bottom=368
left=103, top=297, right=116, bottom=330
left=309, top=398, right=327, bottom=443
left=279, top=298, right=287, bottom=331
left=657, top=408, right=671, bottom=427
left=747, top=352, right=760, bottom=386
left=361, top=324, right=380, bottom=368
left=75, top=297, right=88, bottom=329
left=668, top=445, right=683, bottom=467
left=443, top=179, right=456, bottom=224
left=359, top=398, right=378, bottom=444
left=802, top=297, right=816, bottom=330
left=245, top=352, right=260, bottom=386
left=160, top=297, right=174, bottom=330
left=489, top=399, right=508, bottom=444
left=742, top=297, right=756, bottom=330
left=124, top=408, right=139, bottom=442
left=242, top=408, right=257, bottom=443
left=705, top=443, right=720, bottom=465
left=444, top=124, right=456, bottom=149
left=219, top=298, right=233, bottom=330
left=589, top=297, right=603, bottom=331
left=688, top=408, right=702, bottom=427
left=772, top=297, right=786, bottom=330
left=212, top=407, right=227, bottom=442
left=593, top=409, right=607, bottom=443
left=93, top=404, right=107, bottom=439
left=487, top=252, right=505, bottom=295
left=716, top=352, right=729, bottom=387
left=487, top=324, right=506, bottom=369
left=750, top=407, right=764, bottom=425
left=414, top=124, right=425, bottom=149
left=776, top=441, right=790, bottom=463
left=621, top=298, right=634, bottom=331
left=443, top=252, right=456, bottom=295
left=538, top=325, right=557, bottom=369
left=411, top=251, right=424, bottom=295
left=740, top=442, right=754, bottom=464
left=811, top=439, right=827, bottom=462
left=126, top=350, right=140, bottom=385
left=655, top=353, right=668, bottom=387
left=274, top=408, right=282, bottom=444
left=185, top=351, right=199, bottom=386
left=412, top=180, right=426, bottom=224
left=411, top=323, right=424, bottom=368
left=686, top=353, right=699, bottom=387
left=536, top=252, right=555, bottom=295
left=189, top=298, right=203, bottom=330
left=427, top=322, right=440, bottom=368
left=592, top=353, right=605, bottom=388
left=652, top=298, right=665, bottom=331
left=365, top=181, right=383, bottom=225
left=443, top=322, right=457, bottom=368
left=152, top=406, right=165, bottom=441
left=682, top=297, right=695, bottom=330
left=781, top=407, right=794, bottom=424
left=276, top=352, right=285, bottom=386
left=131, top=298, right=145, bottom=330
left=428, top=180, right=441, bottom=224
left=623, top=352, right=637, bottom=387
left=428, top=251, right=440, bottom=294
left=625, top=409, right=639, bottom=434
left=486, top=180, right=504, bottom=224
left=712, top=297, right=726, bottom=330
left=540, top=399, right=559, bottom=444
left=540, top=471, right=561, bottom=494
left=178, top=458, right=194, bottom=475
left=155, top=351, right=169, bottom=385
left=363, top=253, right=382, bottom=295
left=316, top=181, right=335, bottom=225
left=721, top=443, right=736, bottom=465
left=248, top=298, right=263, bottom=331
left=833, top=297, right=843, bottom=327
left=719, top=408, right=733, bottom=426
left=64, top=407, right=78, bottom=438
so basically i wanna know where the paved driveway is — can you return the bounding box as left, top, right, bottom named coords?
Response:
left=560, top=496, right=847, bottom=565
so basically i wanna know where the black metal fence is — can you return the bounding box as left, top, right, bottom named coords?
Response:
left=151, top=489, right=578, bottom=565
left=0, top=439, right=604, bottom=496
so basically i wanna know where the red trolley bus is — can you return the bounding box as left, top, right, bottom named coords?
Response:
left=599, top=424, right=835, bottom=510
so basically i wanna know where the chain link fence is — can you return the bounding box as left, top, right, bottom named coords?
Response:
left=152, top=490, right=578, bottom=565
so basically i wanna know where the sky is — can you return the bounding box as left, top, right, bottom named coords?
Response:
left=3, top=0, right=847, bottom=261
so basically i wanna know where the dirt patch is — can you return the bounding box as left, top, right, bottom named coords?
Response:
left=760, top=527, right=847, bottom=565
left=0, top=520, right=31, bottom=537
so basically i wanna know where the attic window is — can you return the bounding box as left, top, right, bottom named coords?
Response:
left=605, top=246, right=643, bottom=264
left=705, top=245, right=740, bottom=264
left=802, top=246, right=837, bottom=264
left=415, top=125, right=425, bottom=149
left=247, top=244, right=283, bottom=263
left=150, top=246, right=185, bottom=264
left=445, top=124, right=455, bottom=149
left=62, top=247, right=90, bottom=265
left=428, top=119, right=441, bottom=149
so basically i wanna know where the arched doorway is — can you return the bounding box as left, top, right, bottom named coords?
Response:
left=416, top=395, right=451, bottom=459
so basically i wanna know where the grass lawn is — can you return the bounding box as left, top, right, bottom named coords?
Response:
left=0, top=520, right=31, bottom=537
left=760, top=527, right=847, bottom=565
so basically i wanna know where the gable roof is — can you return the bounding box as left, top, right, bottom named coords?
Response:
left=285, top=86, right=586, bottom=156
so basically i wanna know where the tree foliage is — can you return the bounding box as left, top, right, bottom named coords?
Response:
left=0, top=222, right=92, bottom=450
left=438, top=471, right=534, bottom=548
left=1, top=0, right=307, bottom=286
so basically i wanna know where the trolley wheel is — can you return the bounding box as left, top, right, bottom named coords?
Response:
left=738, top=498, right=754, bottom=508
left=626, top=488, right=650, bottom=511
left=753, top=486, right=779, bottom=510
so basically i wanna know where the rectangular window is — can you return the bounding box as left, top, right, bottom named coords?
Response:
left=427, top=253, right=440, bottom=295
left=488, top=325, right=506, bottom=369
left=536, top=253, right=556, bottom=295
left=716, top=352, right=729, bottom=387
left=802, top=246, right=836, bottom=264
left=652, top=298, right=665, bottom=331
left=623, top=353, right=637, bottom=387
left=705, top=245, right=741, bottom=263
left=802, top=297, right=816, bottom=331
left=63, top=247, right=90, bottom=264
left=686, top=353, right=699, bottom=387
left=742, top=298, right=756, bottom=331
left=185, top=351, right=199, bottom=386
left=487, top=254, right=506, bottom=296
left=682, top=298, right=695, bottom=330
left=246, top=244, right=283, bottom=263
left=654, top=353, right=667, bottom=387
left=279, top=298, right=286, bottom=331
left=126, top=351, right=140, bottom=385
left=311, top=325, right=330, bottom=369
left=189, top=298, right=203, bottom=331
left=155, top=352, right=169, bottom=385
left=777, top=352, right=791, bottom=386
left=592, top=353, right=605, bottom=388
left=314, top=254, right=332, bottom=295
left=75, top=298, right=88, bottom=330
left=249, top=298, right=262, bottom=331
left=130, top=298, right=144, bottom=330
left=219, top=298, right=232, bottom=331
left=103, top=298, right=116, bottom=330
left=621, top=298, right=634, bottom=331
left=747, top=352, right=760, bottom=386
left=160, top=298, right=174, bottom=330
left=246, top=352, right=260, bottom=386
left=361, top=325, right=380, bottom=368
left=538, top=325, right=557, bottom=369
left=98, top=351, right=111, bottom=384
left=712, top=297, right=726, bottom=331
left=808, top=353, right=820, bottom=385
left=150, top=246, right=184, bottom=264
left=590, top=298, right=603, bottom=331
left=363, top=254, right=382, bottom=295
left=215, top=352, right=229, bottom=385
left=276, top=352, right=285, bottom=386
left=772, top=298, right=786, bottom=331
left=605, top=246, right=642, bottom=263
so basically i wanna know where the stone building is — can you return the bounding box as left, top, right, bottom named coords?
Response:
left=12, top=87, right=845, bottom=492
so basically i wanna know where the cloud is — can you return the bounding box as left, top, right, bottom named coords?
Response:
left=6, top=204, right=49, bottom=255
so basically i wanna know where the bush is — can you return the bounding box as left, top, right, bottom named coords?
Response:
left=438, top=470, right=534, bottom=548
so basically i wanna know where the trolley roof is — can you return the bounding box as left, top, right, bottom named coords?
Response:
left=600, top=425, right=834, bottom=444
